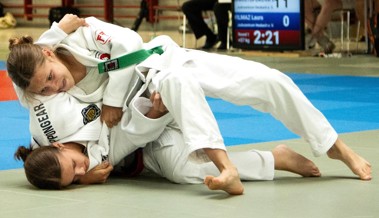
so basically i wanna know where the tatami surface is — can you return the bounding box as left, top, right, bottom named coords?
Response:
left=0, top=25, right=378, bottom=218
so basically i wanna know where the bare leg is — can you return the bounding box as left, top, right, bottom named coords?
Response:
left=327, top=138, right=372, bottom=180
left=312, top=0, right=342, bottom=37
left=272, top=144, right=321, bottom=177
left=305, top=0, right=341, bottom=53
left=304, top=0, right=320, bottom=28
left=355, top=0, right=366, bottom=38
left=203, top=149, right=244, bottom=195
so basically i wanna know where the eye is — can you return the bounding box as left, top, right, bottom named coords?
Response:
left=47, top=72, right=52, bottom=80
left=40, top=72, right=53, bottom=94
left=40, top=87, right=48, bottom=95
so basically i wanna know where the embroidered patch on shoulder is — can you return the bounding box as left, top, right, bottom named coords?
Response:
left=95, top=52, right=110, bottom=60
left=95, top=30, right=111, bottom=45
left=81, top=104, right=101, bottom=125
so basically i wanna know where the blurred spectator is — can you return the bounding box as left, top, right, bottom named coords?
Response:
left=182, top=0, right=231, bottom=50
left=355, top=0, right=379, bottom=55
left=304, top=0, right=342, bottom=53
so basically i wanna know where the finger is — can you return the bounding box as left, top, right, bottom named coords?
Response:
left=80, top=18, right=88, bottom=26
left=94, top=162, right=108, bottom=170
left=115, top=115, right=122, bottom=123
left=150, top=91, right=156, bottom=102
left=152, top=98, right=159, bottom=110
left=154, top=93, right=167, bottom=112
left=159, top=104, right=168, bottom=113
left=155, top=93, right=161, bottom=101
left=111, top=118, right=120, bottom=127
left=104, top=168, right=113, bottom=175
left=106, top=121, right=113, bottom=128
left=101, top=161, right=110, bottom=168
left=105, top=164, right=114, bottom=172
left=154, top=93, right=163, bottom=104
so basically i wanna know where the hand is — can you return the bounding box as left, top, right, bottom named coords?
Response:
left=145, top=92, right=168, bottom=119
left=78, top=161, right=113, bottom=184
left=58, top=14, right=88, bottom=34
left=101, top=105, right=123, bottom=128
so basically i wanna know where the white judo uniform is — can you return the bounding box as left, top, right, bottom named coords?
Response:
left=17, top=17, right=338, bottom=184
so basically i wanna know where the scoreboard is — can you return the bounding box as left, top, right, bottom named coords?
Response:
left=232, top=0, right=304, bottom=51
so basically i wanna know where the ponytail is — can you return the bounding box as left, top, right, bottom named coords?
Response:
left=8, top=35, right=34, bottom=50
left=14, top=145, right=33, bottom=162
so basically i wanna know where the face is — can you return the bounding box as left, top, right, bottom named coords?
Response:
left=55, top=143, right=89, bottom=187
left=27, top=49, right=75, bottom=96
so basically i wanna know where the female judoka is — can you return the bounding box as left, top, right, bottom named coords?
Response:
left=7, top=15, right=371, bottom=195
left=15, top=92, right=321, bottom=190
left=8, top=15, right=244, bottom=194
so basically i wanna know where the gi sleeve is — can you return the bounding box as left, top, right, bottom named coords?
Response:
left=119, top=97, right=174, bottom=146
left=79, top=17, right=144, bottom=108
left=36, top=22, right=68, bottom=46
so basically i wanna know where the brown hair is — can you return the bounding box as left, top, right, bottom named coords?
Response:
left=7, top=36, right=45, bottom=90
left=15, top=145, right=62, bottom=190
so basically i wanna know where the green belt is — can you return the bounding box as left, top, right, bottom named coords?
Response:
left=98, top=46, right=164, bottom=74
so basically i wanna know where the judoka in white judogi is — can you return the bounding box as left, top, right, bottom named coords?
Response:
left=16, top=17, right=338, bottom=184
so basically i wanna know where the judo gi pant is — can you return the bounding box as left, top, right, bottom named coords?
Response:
left=151, top=49, right=338, bottom=159
left=143, top=128, right=275, bottom=184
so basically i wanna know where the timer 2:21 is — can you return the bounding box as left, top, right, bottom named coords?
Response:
left=253, top=30, right=279, bottom=45
left=275, top=0, right=288, bottom=8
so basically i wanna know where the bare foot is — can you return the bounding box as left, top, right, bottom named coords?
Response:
left=204, top=167, right=244, bottom=195
left=272, top=144, right=321, bottom=177
left=327, top=138, right=372, bottom=180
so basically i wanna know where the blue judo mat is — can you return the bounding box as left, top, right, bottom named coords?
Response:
left=1, top=72, right=379, bottom=170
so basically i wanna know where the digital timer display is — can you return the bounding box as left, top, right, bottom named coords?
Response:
left=232, top=0, right=304, bottom=51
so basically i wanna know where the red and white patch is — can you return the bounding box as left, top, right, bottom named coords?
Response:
left=95, top=30, right=111, bottom=45
left=95, top=52, right=111, bottom=60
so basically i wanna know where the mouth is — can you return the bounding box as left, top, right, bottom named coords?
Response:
left=85, top=159, right=89, bottom=172
left=60, top=79, right=66, bottom=92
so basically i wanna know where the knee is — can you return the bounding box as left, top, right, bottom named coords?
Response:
left=258, top=70, right=297, bottom=93
left=261, top=69, right=291, bottom=85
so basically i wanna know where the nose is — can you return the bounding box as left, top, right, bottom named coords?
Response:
left=75, top=167, right=86, bottom=176
left=47, top=79, right=61, bottom=93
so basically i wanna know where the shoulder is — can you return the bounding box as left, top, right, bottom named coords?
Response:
left=84, top=16, right=100, bottom=24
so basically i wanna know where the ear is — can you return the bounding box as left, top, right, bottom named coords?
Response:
left=41, top=48, right=55, bottom=58
left=52, top=142, right=65, bottom=150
